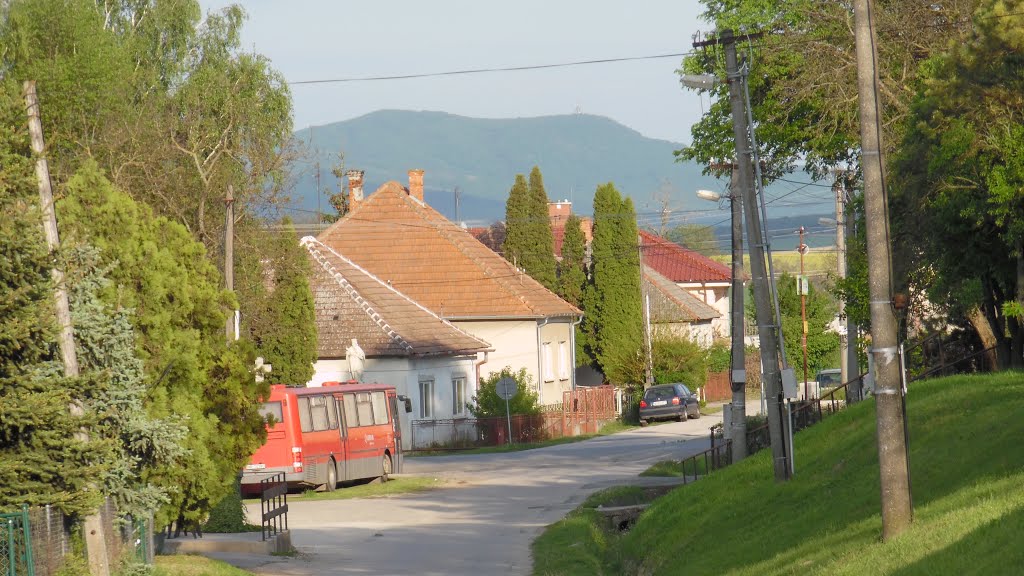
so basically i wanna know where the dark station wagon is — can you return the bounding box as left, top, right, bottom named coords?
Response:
left=639, top=383, right=701, bottom=426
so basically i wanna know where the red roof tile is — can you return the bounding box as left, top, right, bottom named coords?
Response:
left=639, top=230, right=731, bottom=283
left=303, top=237, right=492, bottom=358
left=316, top=182, right=580, bottom=320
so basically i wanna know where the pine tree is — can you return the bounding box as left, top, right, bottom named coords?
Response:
left=0, top=85, right=107, bottom=515
left=526, top=166, right=558, bottom=290
left=502, top=174, right=531, bottom=271
left=585, top=183, right=644, bottom=385
left=258, top=218, right=318, bottom=386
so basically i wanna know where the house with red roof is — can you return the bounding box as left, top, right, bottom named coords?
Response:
left=315, top=171, right=582, bottom=411
left=302, top=236, right=492, bottom=448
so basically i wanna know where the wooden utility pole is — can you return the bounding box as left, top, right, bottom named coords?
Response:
left=225, top=184, right=236, bottom=343
left=852, top=0, right=913, bottom=539
left=24, top=80, right=111, bottom=576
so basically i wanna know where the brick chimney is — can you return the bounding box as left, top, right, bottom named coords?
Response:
left=408, top=169, right=425, bottom=202
left=548, top=200, right=572, bottom=224
left=347, top=169, right=364, bottom=211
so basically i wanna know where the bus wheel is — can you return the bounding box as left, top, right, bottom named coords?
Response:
left=324, top=460, right=337, bottom=492
left=381, top=454, right=393, bottom=483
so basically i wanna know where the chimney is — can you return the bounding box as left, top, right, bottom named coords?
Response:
left=408, top=169, right=425, bottom=202
left=346, top=169, right=364, bottom=211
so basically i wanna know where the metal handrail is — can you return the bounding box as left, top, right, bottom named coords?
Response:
left=259, top=473, right=288, bottom=541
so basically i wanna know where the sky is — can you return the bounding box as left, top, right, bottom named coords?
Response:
left=199, top=0, right=712, bottom=143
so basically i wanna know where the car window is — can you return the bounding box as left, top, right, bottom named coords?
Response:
left=644, top=387, right=675, bottom=401
left=675, top=384, right=692, bottom=397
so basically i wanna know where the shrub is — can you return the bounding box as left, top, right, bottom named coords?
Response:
left=469, top=367, right=541, bottom=418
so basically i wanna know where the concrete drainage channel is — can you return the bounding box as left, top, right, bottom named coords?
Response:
left=159, top=530, right=293, bottom=555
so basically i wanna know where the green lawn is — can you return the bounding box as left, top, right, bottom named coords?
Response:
left=242, top=476, right=443, bottom=504
left=155, top=555, right=257, bottom=575
left=410, top=420, right=637, bottom=456
left=534, top=371, right=1024, bottom=575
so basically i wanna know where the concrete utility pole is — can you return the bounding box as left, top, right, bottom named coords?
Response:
left=852, top=0, right=913, bottom=539
left=24, top=80, right=111, bottom=576
left=639, top=235, right=655, bottom=388
left=798, top=227, right=809, bottom=399
left=715, top=30, right=789, bottom=480
left=846, top=191, right=862, bottom=402
left=225, top=184, right=236, bottom=343
left=727, top=164, right=747, bottom=461
left=833, top=176, right=849, bottom=388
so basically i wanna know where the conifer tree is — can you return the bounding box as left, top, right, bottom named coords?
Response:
left=502, top=174, right=531, bottom=271
left=585, top=183, right=644, bottom=384
left=559, top=214, right=587, bottom=307
left=526, top=166, right=558, bottom=290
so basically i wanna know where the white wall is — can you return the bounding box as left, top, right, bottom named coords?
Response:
left=309, top=354, right=481, bottom=450
left=681, top=282, right=731, bottom=339
left=453, top=318, right=576, bottom=406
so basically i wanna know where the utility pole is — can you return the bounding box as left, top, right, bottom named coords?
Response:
left=697, top=30, right=789, bottom=480
left=639, top=235, right=655, bottom=388
left=846, top=186, right=862, bottom=401
left=24, top=80, right=111, bottom=576
left=225, top=184, right=236, bottom=343
left=833, top=176, right=849, bottom=388
left=727, top=164, right=747, bottom=461
left=798, top=227, right=809, bottom=399
left=853, top=0, right=913, bottom=538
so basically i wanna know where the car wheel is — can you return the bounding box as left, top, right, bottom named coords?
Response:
left=692, top=406, right=701, bottom=419
left=677, top=411, right=688, bottom=423
left=639, top=419, right=648, bottom=427
left=381, top=453, right=393, bottom=483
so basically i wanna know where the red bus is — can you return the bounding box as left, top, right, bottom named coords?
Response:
left=241, top=382, right=411, bottom=494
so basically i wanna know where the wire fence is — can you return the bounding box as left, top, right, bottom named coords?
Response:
left=1, top=501, right=153, bottom=576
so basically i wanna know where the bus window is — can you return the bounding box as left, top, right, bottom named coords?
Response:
left=259, top=401, right=283, bottom=425
left=327, top=395, right=338, bottom=429
left=343, top=393, right=359, bottom=428
left=356, top=392, right=373, bottom=426
left=297, top=397, right=312, bottom=432
left=310, top=396, right=331, bottom=431
left=371, top=391, right=389, bottom=425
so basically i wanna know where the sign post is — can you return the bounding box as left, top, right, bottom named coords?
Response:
left=495, top=376, right=518, bottom=445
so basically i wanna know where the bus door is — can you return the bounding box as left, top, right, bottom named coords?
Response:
left=388, top=394, right=403, bottom=473
left=333, top=394, right=349, bottom=481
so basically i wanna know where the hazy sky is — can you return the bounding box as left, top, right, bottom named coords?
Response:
left=199, top=0, right=712, bottom=143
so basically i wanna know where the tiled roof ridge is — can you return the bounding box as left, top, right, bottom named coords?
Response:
left=640, top=229, right=731, bottom=279
left=403, top=194, right=550, bottom=317
left=302, top=236, right=491, bottom=353
left=302, top=236, right=415, bottom=355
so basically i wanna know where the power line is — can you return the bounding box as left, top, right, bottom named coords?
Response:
left=290, top=52, right=695, bottom=86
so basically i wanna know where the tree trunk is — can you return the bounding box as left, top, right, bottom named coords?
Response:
left=968, top=307, right=1000, bottom=371
left=1013, top=241, right=1024, bottom=368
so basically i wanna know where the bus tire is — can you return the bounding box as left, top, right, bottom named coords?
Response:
left=324, top=460, right=337, bottom=492
left=381, top=453, right=393, bottom=483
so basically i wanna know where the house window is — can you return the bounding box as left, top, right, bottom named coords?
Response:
left=452, top=376, right=468, bottom=416
left=542, top=342, right=554, bottom=382
left=558, top=341, right=569, bottom=380
left=419, top=378, right=434, bottom=418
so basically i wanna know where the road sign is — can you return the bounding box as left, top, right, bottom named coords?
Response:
left=495, top=377, right=518, bottom=401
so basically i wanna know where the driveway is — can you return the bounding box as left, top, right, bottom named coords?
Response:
left=210, top=413, right=722, bottom=576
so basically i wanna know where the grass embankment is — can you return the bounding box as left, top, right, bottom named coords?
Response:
left=155, top=555, right=256, bottom=575
left=534, top=371, right=1024, bottom=575
left=242, top=476, right=443, bottom=505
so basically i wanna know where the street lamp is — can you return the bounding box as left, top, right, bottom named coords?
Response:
left=680, top=74, right=719, bottom=90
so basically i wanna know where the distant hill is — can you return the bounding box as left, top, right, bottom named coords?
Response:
left=291, top=110, right=722, bottom=223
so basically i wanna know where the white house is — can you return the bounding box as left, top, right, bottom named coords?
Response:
left=302, top=237, right=492, bottom=450
left=316, top=171, right=582, bottom=405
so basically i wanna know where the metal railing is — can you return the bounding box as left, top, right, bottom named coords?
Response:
left=259, top=473, right=289, bottom=542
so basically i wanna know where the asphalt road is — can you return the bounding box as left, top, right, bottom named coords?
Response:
left=210, top=413, right=722, bottom=576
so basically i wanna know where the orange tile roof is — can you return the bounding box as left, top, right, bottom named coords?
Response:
left=303, top=237, right=492, bottom=358
left=639, top=230, right=732, bottom=283
left=316, top=182, right=581, bottom=320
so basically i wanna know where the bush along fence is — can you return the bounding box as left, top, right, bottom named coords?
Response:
left=0, top=500, right=153, bottom=576
left=409, top=386, right=617, bottom=451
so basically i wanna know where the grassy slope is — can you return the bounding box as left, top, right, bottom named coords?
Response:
left=571, top=372, right=1024, bottom=575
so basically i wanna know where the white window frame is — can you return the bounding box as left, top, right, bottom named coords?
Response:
left=558, top=341, right=569, bottom=380
left=452, top=376, right=468, bottom=416
left=542, top=342, right=554, bottom=383
left=418, top=378, right=434, bottom=419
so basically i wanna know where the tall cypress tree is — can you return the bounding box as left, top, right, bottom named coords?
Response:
left=526, top=166, right=558, bottom=290
left=586, top=183, right=643, bottom=384
left=502, top=174, right=531, bottom=270
left=559, top=214, right=587, bottom=307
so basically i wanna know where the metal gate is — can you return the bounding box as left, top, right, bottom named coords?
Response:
left=0, top=506, right=34, bottom=576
